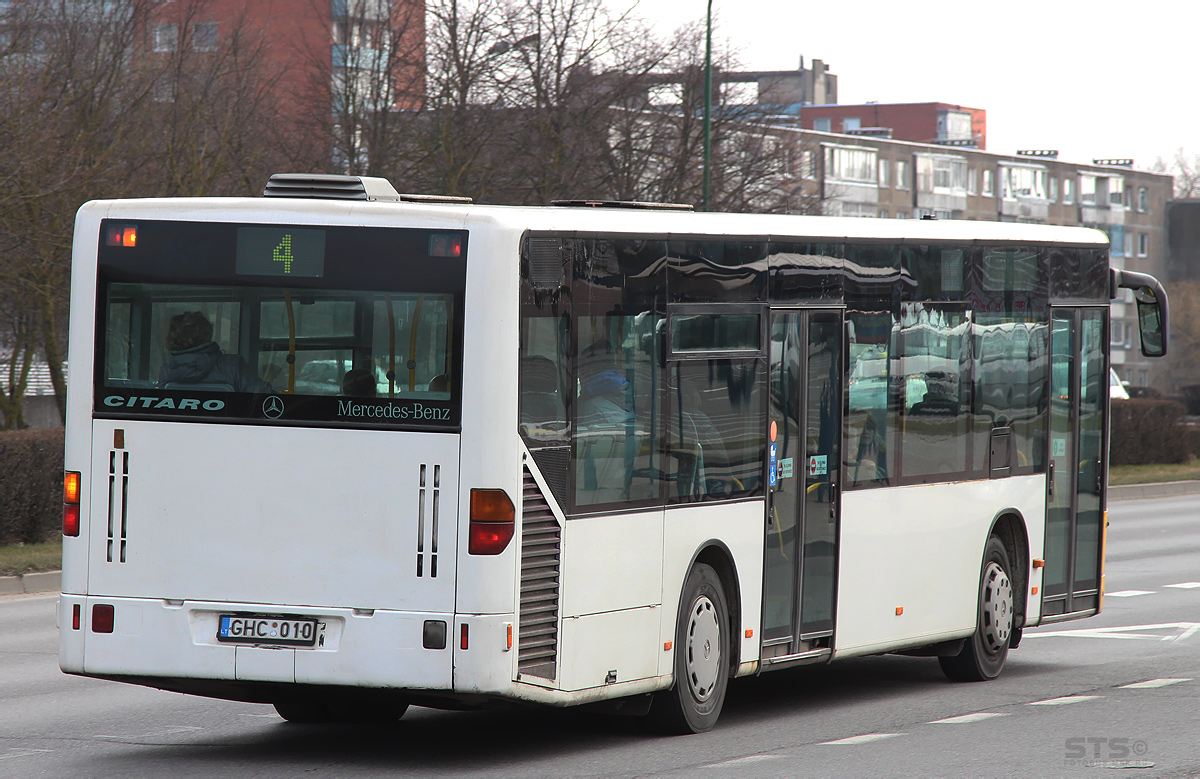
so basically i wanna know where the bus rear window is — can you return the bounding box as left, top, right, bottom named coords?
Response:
left=95, top=220, right=465, bottom=429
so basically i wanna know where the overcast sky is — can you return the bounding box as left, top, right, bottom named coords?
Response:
left=621, top=0, right=1190, bottom=171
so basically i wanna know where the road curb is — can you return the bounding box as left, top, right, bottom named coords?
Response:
left=1109, top=480, right=1200, bottom=501
left=0, top=571, right=61, bottom=596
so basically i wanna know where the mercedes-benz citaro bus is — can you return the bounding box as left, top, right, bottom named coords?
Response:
left=60, top=173, right=1168, bottom=733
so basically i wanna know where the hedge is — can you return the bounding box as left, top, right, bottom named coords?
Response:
left=0, top=429, right=64, bottom=545
left=1109, top=399, right=1191, bottom=466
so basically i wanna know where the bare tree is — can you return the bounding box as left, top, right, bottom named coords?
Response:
left=1153, top=148, right=1200, bottom=199
left=485, top=0, right=669, bottom=204
left=601, top=25, right=823, bottom=214
left=133, top=0, right=295, bottom=197
left=0, top=0, right=156, bottom=425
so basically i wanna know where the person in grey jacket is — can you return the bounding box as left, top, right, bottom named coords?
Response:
left=158, top=311, right=272, bottom=394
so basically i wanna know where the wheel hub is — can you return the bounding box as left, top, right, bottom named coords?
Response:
left=980, top=561, right=1013, bottom=654
left=686, top=595, right=722, bottom=702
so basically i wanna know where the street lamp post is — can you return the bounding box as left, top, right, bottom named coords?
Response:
left=703, top=0, right=712, bottom=212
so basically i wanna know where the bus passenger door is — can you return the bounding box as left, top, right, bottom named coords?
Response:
left=1043, top=308, right=1107, bottom=618
left=762, top=309, right=842, bottom=659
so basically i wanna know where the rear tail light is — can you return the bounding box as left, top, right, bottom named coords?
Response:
left=92, top=604, right=114, bottom=633
left=468, top=488, right=515, bottom=555
left=63, top=471, right=81, bottom=536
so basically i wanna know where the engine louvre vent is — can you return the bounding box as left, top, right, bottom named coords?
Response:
left=518, top=469, right=561, bottom=680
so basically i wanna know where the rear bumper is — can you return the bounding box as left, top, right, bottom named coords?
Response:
left=59, top=594, right=458, bottom=692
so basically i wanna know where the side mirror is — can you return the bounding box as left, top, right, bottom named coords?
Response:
left=1112, top=269, right=1169, bottom=358
left=1134, top=286, right=1166, bottom=358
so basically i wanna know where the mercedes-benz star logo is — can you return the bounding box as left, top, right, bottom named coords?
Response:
left=262, top=395, right=285, bottom=419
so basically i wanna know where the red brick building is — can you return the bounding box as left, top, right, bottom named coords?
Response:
left=144, top=0, right=426, bottom=117
left=800, top=102, right=987, bottom=150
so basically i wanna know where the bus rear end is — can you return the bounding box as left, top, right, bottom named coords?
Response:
left=59, top=202, right=495, bottom=718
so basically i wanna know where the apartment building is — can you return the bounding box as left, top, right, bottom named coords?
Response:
left=809, top=133, right=1170, bottom=388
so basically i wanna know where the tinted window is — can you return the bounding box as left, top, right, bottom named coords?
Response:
left=95, top=221, right=465, bottom=429
left=668, top=358, right=766, bottom=503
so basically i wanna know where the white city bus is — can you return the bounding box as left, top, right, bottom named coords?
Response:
left=60, top=174, right=1168, bottom=732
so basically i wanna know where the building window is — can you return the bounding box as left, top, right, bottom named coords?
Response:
left=896, top=159, right=910, bottom=190
left=895, top=210, right=909, bottom=218
left=825, top=146, right=876, bottom=184
left=1109, top=176, right=1125, bottom=206
left=813, top=117, right=831, bottom=133
left=193, top=21, right=218, bottom=52
left=1138, top=233, right=1149, bottom=257
left=1048, top=176, right=1057, bottom=203
left=878, top=159, right=889, bottom=188
left=879, top=209, right=889, bottom=218
left=1001, top=166, right=1046, bottom=200
left=968, top=168, right=977, bottom=195
left=1138, top=187, right=1149, bottom=213
left=1124, top=232, right=1133, bottom=257
left=1063, top=177, right=1075, bottom=204
left=982, top=169, right=993, bottom=196
left=1080, top=175, right=1098, bottom=204
left=843, top=117, right=861, bottom=132
left=153, top=23, right=177, bottom=53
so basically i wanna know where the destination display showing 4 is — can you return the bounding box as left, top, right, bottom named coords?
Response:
left=216, top=615, right=320, bottom=647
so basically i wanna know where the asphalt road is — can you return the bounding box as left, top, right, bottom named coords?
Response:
left=2, top=494, right=1198, bottom=776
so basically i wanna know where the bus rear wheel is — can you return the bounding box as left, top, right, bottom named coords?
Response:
left=648, top=563, right=730, bottom=734
left=940, top=536, right=1014, bottom=682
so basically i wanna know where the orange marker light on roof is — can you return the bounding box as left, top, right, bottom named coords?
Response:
left=105, top=225, right=137, bottom=247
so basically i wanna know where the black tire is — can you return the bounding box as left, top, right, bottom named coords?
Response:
left=648, top=563, right=731, bottom=734
left=274, top=691, right=409, bottom=724
left=940, top=536, right=1014, bottom=682
left=273, top=699, right=332, bottom=724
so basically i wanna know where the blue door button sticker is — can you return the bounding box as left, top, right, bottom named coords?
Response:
left=768, top=442, right=778, bottom=487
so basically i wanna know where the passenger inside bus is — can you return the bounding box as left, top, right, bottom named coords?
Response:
left=158, top=311, right=272, bottom=394
left=341, top=368, right=377, bottom=397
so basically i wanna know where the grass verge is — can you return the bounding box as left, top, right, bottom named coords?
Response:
left=1109, top=460, right=1200, bottom=486
left=0, top=540, right=62, bottom=577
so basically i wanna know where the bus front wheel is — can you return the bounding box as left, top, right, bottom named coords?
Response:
left=939, top=536, right=1014, bottom=682
left=648, top=563, right=730, bottom=734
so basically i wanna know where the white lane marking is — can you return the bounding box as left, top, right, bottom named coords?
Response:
left=929, top=712, right=1009, bottom=724
left=1105, top=590, right=1154, bottom=597
left=1119, top=678, right=1192, bottom=689
left=820, top=733, right=903, bottom=745
left=0, top=749, right=53, bottom=760
left=95, top=725, right=204, bottom=741
left=1164, top=582, right=1200, bottom=589
left=1029, top=695, right=1100, bottom=706
left=1024, top=622, right=1200, bottom=642
left=704, top=755, right=780, bottom=768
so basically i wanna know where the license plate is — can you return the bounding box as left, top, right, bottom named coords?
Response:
left=217, top=615, right=319, bottom=647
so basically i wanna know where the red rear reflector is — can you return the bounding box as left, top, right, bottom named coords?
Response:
left=72, top=604, right=81, bottom=630
left=92, top=604, right=114, bottom=633
left=468, top=488, right=515, bottom=555
left=63, top=504, right=80, bottom=537
left=460, top=623, right=469, bottom=650
left=64, top=471, right=81, bottom=504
